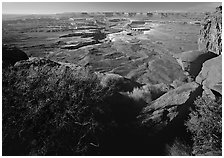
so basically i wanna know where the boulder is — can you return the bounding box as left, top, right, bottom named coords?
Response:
left=2, top=45, right=29, bottom=67
left=175, top=50, right=218, bottom=78
left=139, top=82, right=201, bottom=132
left=127, top=53, right=187, bottom=85
left=196, top=55, right=222, bottom=96
left=198, top=6, right=222, bottom=55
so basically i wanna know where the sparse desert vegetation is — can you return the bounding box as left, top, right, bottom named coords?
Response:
left=2, top=65, right=114, bottom=155
left=186, top=96, right=222, bottom=156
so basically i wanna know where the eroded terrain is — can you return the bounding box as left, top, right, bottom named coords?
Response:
left=3, top=12, right=204, bottom=84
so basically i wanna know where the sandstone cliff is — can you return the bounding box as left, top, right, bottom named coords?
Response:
left=198, top=6, right=222, bottom=55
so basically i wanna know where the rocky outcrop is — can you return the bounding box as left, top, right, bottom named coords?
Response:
left=127, top=53, right=187, bottom=85
left=196, top=6, right=222, bottom=99
left=139, top=82, right=201, bottom=132
left=175, top=50, right=218, bottom=78
left=136, top=82, right=203, bottom=155
left=196, top=55, right=222, bottom=98
left=3, top=45, right=29, bottom=67
left=174, top=6, right=222, bottom=100
left=198, top=6, right=222, bottom=55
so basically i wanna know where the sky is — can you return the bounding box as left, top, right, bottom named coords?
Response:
left=2, top=2, right=222, bottom=14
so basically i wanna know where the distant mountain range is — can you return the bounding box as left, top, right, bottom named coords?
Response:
left=2, top=3, right=221, bottom=21
left=184, top=2, right=221, bottom=12
left=2, top=14, right=56, bottom=20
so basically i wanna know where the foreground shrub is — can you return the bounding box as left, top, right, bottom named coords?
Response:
left=166, top=138, right=191, bottom=156
left=2, top=65, right=114, bottom=155
left=126, top=83, right=171, bottom=104
left=186, top=96, right=222, bottom=156
left=126, top=87, right=151, bottom=102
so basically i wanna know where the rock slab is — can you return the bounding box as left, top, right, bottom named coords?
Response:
left=196, top=55, right=222, bottom=96
left=139, top=82, right=200, bottom=131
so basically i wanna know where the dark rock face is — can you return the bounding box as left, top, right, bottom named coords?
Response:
left=2, top=45, right=29, bottom=67
left=196, top=55, right=222, bottom=97
left=175, top=50, right=218, bottom=78
left=198, top=6, right=222, bottom=55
